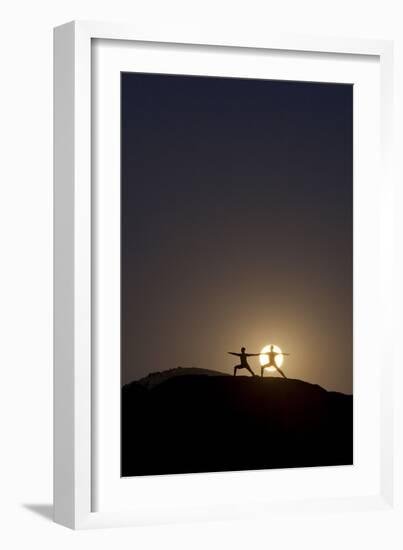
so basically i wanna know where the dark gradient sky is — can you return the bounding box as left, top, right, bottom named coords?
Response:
left=121, top=73, right=353, bottom=394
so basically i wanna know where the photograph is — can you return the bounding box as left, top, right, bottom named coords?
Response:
left=0, top=0, right=397, bottom=540
left=120, top=71, right=353, bottom=477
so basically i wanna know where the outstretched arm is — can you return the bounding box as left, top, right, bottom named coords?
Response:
left=228, top=352, right=240, bottom=357
left=275, top=352, right=290, bottom=356
left=246, top=353, right=260, bottom=357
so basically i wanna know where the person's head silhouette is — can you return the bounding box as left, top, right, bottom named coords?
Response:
left=241, top=347, right=246, bottom=353
left=270, top=345, right=274, bottom=351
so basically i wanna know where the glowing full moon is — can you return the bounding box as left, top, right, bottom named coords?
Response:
left=260, top=344, right=284, bottom=372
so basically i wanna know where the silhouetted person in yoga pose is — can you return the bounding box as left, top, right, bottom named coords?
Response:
left=228, top=347, right=259, bottom=376
left=261, top=345, right=289, bottom=378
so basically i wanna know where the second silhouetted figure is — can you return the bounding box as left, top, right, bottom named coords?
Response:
left=228, top=347, right=260, bottom=377
left=261, top=345, right=289, bottom=378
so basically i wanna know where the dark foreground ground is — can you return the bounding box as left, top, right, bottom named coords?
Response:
left=121, top=370, right=353, bottom=477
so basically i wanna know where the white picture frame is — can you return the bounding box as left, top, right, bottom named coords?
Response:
left=54, top=20, right=399, bottom=530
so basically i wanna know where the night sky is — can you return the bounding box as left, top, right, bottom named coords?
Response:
left=121, top=73, right=353, bottom=394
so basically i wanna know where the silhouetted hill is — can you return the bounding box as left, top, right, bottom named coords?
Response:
left=133, top=366, right=228, bottom=389
left=122, top=373, right=353, bottom=477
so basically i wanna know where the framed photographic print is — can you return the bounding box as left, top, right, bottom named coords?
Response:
left=54, top=21, right=399, bottom=530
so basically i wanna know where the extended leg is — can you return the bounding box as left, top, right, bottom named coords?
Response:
left=246, top=365, right=256, bottom=377
left=275, top=366, right=287, bottom=379
left=234, top=365, right=241, bottom=376
left=261, top=366, right=265, bottom=377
